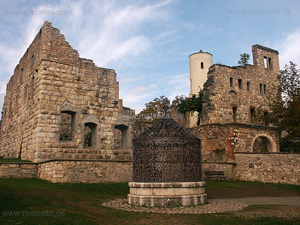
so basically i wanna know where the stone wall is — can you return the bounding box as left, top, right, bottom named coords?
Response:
left=235, top=153, right=300, bottom=185
left=38, top=160, right=132, bottom=183
left=0, top=162, right=38, bottom=178
left=190, top=123, right=279, bottom=162
left=0, top=21, right=132, bottom=162
left=201, top=45, right=280, bottom=125
left=0, top=160, right=132, bottom=183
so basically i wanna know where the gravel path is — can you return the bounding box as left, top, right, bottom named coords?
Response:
left=225, top=197, right=300, bottom=206
left=102, top=197, right=300, bottom=214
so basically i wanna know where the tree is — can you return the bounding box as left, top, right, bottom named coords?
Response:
left=137, top=96, right=170, bottom=122
left=238, top=53, right=250, bottom=66
left=173, top=90, right=204, bottom=125
left=261, top=61, right=300, bottom=152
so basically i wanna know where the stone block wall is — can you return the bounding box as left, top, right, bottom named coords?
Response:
left=0, top=162, right=38, bottom=178
left=190, top=123, right=279, bottom=162
left=0, top=21, right=125, bottom=162
left=0, top=160, right=132, bottom=183
left=37, top=160, right=132, bottom=183
left=234, top=153, right=300, bottom=185
left=201, top=45, right=280, bottom=125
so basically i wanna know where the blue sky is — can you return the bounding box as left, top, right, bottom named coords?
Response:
left=0, top=0, right=300, bottom=113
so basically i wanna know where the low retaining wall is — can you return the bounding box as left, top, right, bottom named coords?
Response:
left=234, top=153, right=300, bottom=185
left=0, top=162, right=38, bottom=178
left=38, top=160, right=132, bottom=183
left=202, top=162, right=235, bottom=180
left=0, top=159, right=132, bottom=183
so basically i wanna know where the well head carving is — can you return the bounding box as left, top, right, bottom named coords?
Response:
left=132, top=109, right=202, bottom=182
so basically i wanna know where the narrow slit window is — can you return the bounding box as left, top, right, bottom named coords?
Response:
left=230, top=77, right=233, bottom=87
left=260, top=84, right=263, bottom=94
left=201, top=62, right=204, bottom=69
left=31, top=54, right=34, bottom=68
left=268, top=58, right=272, bottom=69
left=20, top=68, right=23, bottom=82
left=263, top=84, right=266, bottom=95
left=238, top=79, right=242, bottom=89
left=247, top=82, right=250, bottom=91
left=264, top=56, right=268, bottom=68
left=250, top=108, right=256, bottom=124
left=233, top=107, right=237, bottom=122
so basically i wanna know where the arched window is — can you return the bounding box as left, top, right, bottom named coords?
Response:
left=84, top=122, right=97, bottom=148
left=114, top=125, right=129, bottom=150
left=59, top=111, right=76, bottom=141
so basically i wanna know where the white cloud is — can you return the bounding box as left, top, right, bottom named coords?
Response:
left=278, top=28, right=300, bottom=69
left=167, top=73, right=190, bottom=100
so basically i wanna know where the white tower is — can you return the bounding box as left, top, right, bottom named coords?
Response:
left=189, top=50, right=212, bottom=127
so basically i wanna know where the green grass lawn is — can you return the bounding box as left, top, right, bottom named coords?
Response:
left=0, top=178, right=299, bottom=225
left=0, top=157, right=31, bottom=162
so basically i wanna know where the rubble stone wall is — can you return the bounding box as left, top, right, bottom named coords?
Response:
left=0, top=21, right=125, bottom=162
left=234, top=153, right=300, bottom=185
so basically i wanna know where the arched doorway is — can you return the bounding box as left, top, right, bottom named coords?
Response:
left=252, top=135, right=273, bottom=153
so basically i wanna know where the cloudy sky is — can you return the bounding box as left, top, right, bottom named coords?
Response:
left=0, top=0, right=299, bottom=114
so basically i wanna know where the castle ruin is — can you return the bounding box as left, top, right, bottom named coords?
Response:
left=0, top=21, right=136, bottom=162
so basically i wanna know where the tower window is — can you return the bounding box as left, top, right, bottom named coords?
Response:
left=233, top=107, right=237, bottom=122
left=31, top=54, right=34, bottom=68
left=20, top=68, right=23, bottom=82
left=230, top=77, right=233, bottom=87
left=263, top=84, right=266, bottom=95
left=268, top=58, right=272, bottom=69
left=264, top=56, right=268, bottom=68
left=247, top=82, right=250, bottom=91
left=201, top=62, right=204, bottom=69
left=260, top=84, right=263, bottom=94
left=238, top=79, right=242, bottom=89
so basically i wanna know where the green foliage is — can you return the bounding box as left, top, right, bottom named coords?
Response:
left=175, top=90, right=203, bottom=114
left=137, top=95, right=170, bottom=122
left=259, top=61, right=300, bottom=152
left=238, top=53, right=250, bottom=66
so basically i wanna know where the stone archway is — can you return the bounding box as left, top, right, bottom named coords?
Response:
left=252, top=135, right=274, bottom=153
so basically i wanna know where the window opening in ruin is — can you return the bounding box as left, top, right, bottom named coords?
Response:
left=260, top=84, right=263, bottom=94
left=230, top=77, right=233, bottom=87
left=238, top=79, right=242, bottom=89
left=250, top=108, right=256, bottom=124
left=253, top=136, right=272, bottom=153
left=23, top=85, right=28, bottom=100
left=268, top=58, right=272, bottom=69
left=114, top=125, right=129, bottom=150
left=264, top=56, right=268, bottom=68
left=232, top=107, right=237, bottom=122
left=201, top=62, right=204, bottom=69
left=247, top=82, right=250, bottom=91
left=31, top=76, right=34, bottom=99
left=263, top=84, right=266, bottom=94
left=59, top=111, right=75, bottom=141
left=84, top=122, right=97, bottom=148
left=264, top=112, right=269, bottom=126
left=20, top=68, right=23, bottom=82
left=31, top=54, right=34, bottom=68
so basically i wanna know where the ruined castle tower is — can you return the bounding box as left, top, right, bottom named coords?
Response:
left=0, top=21, right=131, bottom=162
left=190, top=45, right=281, bottom=160
left=188, top=50, right=212, bottom=127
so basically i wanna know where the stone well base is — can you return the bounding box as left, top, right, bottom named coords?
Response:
left=127, top=182, right=207, bottom=207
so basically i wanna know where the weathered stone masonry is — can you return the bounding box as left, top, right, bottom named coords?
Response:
left=0, top=21, right=135, bottom=162
left=197, top=45, right=280, bottom=160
